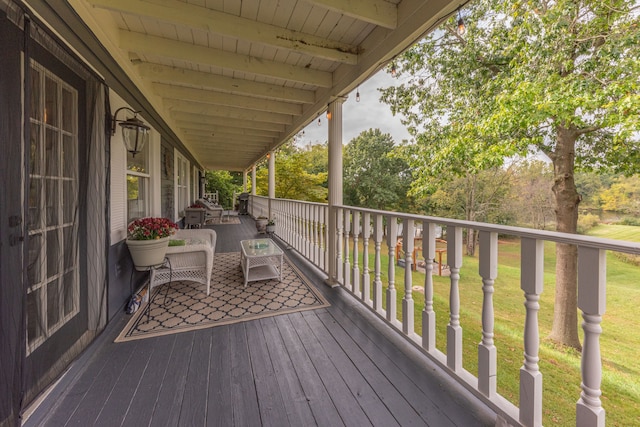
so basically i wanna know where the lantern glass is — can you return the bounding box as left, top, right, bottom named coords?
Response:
left=120, top=118, right=150, bottom=157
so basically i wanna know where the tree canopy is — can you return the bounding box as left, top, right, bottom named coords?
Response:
left=380, top=0, right=640, bottom=348
left=343, top=129, right=414, bottom=211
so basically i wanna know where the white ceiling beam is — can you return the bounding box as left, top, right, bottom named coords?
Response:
left=186, top=139, right=271, bottom=150
left=136, top=63, right=316, bottom=104
left=152, top=83, right=302, bottom=116
left=120, top=31, right=333, bottom=87
left=180, top=127, right=280, bottom=139
left=87, top=0, right=359, bottom=64
left=185, top=133, right=274, bottom=144
left=164, top=99, right=293, bottom=125
left=172, top=114, right=285, bottom=133
left=306, top=0, right=397, bottom=29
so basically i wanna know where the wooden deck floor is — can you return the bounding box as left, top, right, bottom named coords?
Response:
left=24, top=215, right=496, bottom=427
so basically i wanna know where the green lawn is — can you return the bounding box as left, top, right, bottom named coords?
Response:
left=346, top=224, right=639, bottom=426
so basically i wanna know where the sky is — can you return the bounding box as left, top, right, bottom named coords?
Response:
left=295, top=70, right=412, bottom=147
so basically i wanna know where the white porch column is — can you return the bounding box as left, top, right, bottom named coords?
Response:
left=243, top=170, right=248, bottom=192
left=268, top=151, right=275, bottom=218
left=326, top=98, right=345, bottom=287
left=268, top=151, right=275, bottom=199
left=251, top=165, right=256, bottom=195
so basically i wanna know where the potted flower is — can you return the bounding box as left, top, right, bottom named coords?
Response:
left=266, top=218, right=276, bottom=234
left=126, top=217, right=178, bottom=270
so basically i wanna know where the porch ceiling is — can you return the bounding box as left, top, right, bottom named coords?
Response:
left=34, top=0, right=459, bottom=171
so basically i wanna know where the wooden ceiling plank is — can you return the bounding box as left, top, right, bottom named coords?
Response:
left=87, top=0, right=359, bottom=63
left=120, top=30, right=333, bottom=87
left=136, top=63, right=315, bottom=104
left=152, top=83, right=302, bottom=116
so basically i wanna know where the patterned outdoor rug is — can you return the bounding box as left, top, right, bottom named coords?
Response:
left=115, top=252, right=329, bottom=342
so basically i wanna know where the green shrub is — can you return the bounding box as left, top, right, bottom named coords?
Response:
left=577, top=213, right=600, bottom=233
left=619, top=217, right=640, bottom=226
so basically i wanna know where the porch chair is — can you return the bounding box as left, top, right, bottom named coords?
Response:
left=149, top=228, right=217, bottom=295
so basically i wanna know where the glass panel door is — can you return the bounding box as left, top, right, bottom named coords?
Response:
left=26, top=61, right=79, bottom=354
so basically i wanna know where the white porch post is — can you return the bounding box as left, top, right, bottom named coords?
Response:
left=268, top=151, right=275, bottom=218
left=251, top=165, right=256, bottom=195
left=326, top=99, right=344, bottom=287
left=243, top=170, right=248, bottom=192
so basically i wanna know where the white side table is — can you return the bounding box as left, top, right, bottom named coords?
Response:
left=240, top=239, right=283, bottom=287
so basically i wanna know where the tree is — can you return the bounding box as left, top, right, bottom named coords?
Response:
left=343, top=129, right=414, bottom=211
left=255, top=141, right=328, bottom=202
left=428, top=167, right=516, bottom=255
left=511, top=160, right=555, bottom=229
left=380, top=0, right=640, bottom=349
left=205, top=170, right=242, bottom=208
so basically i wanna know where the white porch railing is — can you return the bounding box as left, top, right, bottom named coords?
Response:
left=250, top=196, right=640, bottom=427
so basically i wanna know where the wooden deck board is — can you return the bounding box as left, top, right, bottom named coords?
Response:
left=24, top=216, right=496, bottom=427
left=206, top=325, right=234, bottom=426
left=121, top=334, right=177, bottom=426
left=150, top=331, right=194, bottom=426
left=230, top=323, right=262, bottom=426
left=273, top=315, right=346, bottom=426
left=259, top=316, right=317, bottom=426
left=288, top=311, right=376, bottom=426
left=245, top=320, right=290, bottom=426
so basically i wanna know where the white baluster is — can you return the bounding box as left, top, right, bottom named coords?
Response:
left=343, top=209, right=351, bottom=290
left=447, top=226, right=463, bottom=372
left=576, top=246, right=606, bottom=427
left=336, top=207, right=344, bottom=284
left=362, top=212, right=371, bottom=305
left=351, top=211, right=361, bottom=296
left=422, top=222, right=436, bottom=352
left=312, top=205, right=319, bottom=264
left=519, top=238, right=543, bottom=427
left=386, top=216, right=398, bottom=323
left=402, top=219, right=415, bottom=335
left=478, top=231, right=498, bottom=397
left=322, top=206, right=328, bottom=272
left=373, top=214, right=384, bottom=313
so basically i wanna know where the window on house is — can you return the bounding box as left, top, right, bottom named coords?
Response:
left=175, top=151, right=189, bottom=217
left=26, top=60, right=79, bottom=353
left=127, top=143, right=150, bottom=221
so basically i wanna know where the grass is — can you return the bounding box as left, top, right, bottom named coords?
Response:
left=344, top=224, right=640, bottom=427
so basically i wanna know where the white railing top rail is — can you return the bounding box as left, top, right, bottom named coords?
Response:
left=335, top=204, right=640, bottom=255
left=253, top=195, right=329, bottom=209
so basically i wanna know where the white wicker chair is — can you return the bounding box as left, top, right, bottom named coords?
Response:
left=149, top=229, right=216, bottom=295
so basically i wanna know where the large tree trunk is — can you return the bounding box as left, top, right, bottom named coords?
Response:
left=548, top=126, right=582, bottom=350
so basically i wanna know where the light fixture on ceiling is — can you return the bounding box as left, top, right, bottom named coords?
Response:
left=326, top=107, right=332, bottom=120
left=457, top=8, right=466, bottom=35
left=318, top=118, right=321, bottom=126
left=390, top=63, right=397, bottom=78
left=110, top=107, right=150, bottom=157
left=356, top=87, right=361, bottom=102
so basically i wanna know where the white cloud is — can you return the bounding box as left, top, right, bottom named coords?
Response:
left=296, top=71, right=412, bottom=147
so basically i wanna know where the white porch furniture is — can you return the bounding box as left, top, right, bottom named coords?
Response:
left=195, top=198, right=223, bottom=223
left=150, top=229, right=216, bottom=295
left=184, top=207, right=206, bottom=228
left=240, top=238, right=283, bottom=287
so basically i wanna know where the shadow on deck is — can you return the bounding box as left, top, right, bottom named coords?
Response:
left=24, top=215, right=497, bottom=426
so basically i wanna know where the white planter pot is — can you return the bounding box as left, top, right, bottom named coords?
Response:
left=256, top=218, right=268, bottom=233
left=266, top=224, right=276, bottom=233
left=126, top=237, right=170, bottom=270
